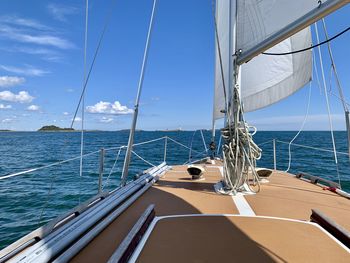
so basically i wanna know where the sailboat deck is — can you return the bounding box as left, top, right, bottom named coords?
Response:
left=70, top=163, right=350, bottom=262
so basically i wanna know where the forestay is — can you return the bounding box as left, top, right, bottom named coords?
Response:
left=213, top=0, right=313, bottom=119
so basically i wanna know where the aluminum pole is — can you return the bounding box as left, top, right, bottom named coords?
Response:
left=98, top=148, right=105, bottom=193
left=121, top=0, right=157, bottom=186
left=237, top=0, right=349, bottom=65
left=273, top=139, right=277, bottom=170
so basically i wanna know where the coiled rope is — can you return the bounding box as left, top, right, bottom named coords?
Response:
left=221, top=88, right=262, bottom=194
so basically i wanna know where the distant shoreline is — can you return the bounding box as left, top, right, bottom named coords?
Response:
left=0, top=130, right=348, bottom=132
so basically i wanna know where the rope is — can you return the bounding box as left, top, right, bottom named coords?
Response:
left=132, top=150, right=155, bottom=167
left=221, top=87, right=262, bottom=194
left=285, top=83, right=312, bottom=172
left=216, top=133, right=222, bottom=154
left=183, top=150, right=208, bottom=165
left=104, top=137, right=166, bottom=152
left=321, top=18, right=348, bottom=112
left=262, top=25, right=350, bottom=56
left=167, top=137, right=203, bottom=155
left=276, top=140, right=349, bottom=156
left=0, top=136, right=195, bottom=181
left=0, top=150, right=100, bottom=180
left=70, top=0, right=118, bottom=128
left=315, top=22, right=341, bottom=188
left=103, top=147, right=123, bottom=190
left=257, top=140, right=273, bottom=147
left=200, top=130, right=208, bottom=153
left=78, top=0, right=89, bottom=205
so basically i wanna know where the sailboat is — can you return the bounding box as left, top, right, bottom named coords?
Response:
left=1, top=0, right=350, bottom=262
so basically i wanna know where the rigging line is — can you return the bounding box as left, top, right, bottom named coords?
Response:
left=315, top=48, right=350, bottom=107
left=257, top=140, right=273, bottom=147
left=166, top=137, right=203, bottom=155
left=312, top=48, right=323, bottom=95
left=103, top=147, right=123, bottom=190
left=322, top=18, right=348, bottom=112
left=262, top=25, right=350, bottom=56
left=285, top=83, right=312, bottom=172
left=0, top=150, right=100, bottom=180
left=132, top=150, right=155, bottom=167
left=329, top=89, right=350, bottom=108
left=70, top=0, right=118, bottom=129
left=314, top=22, right=341, bottom=188
left=79, top=0, right=89, bottom=205
left=200, top=129, right=208, bottom=153
left=216, top=133, right=222, bottom=154
left=276, top=140, right=349, bottom=156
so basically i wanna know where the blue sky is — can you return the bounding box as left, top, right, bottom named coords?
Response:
left=0, top=1, right=349, bottom=131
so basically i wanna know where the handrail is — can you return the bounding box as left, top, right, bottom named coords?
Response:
left=0, top=150, right=101, bottom=181
left=276, top=139, right=349, bottom=156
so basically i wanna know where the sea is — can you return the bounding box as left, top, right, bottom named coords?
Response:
left=0, top=130, right=350, bottom=249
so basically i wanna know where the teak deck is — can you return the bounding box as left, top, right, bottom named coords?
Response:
left=70, top=162, right=350, bottom=263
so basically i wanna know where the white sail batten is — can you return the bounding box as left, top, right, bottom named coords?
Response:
left=241, top=28, right=312, bottom=112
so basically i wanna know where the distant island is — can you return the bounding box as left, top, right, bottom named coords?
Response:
left=38, top=125, right=75, bottom=132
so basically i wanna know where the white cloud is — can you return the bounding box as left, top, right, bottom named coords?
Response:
left=0, top=15, right=50, bottom=30
left=100, top=117, right=113, bottom=123
left=27, top=104, right=39, bottom=111
left=0, top=103, right=12, bottom=109
left=86, top=101, right=133, bottom=115
left=0, top=65, right=49, bottom=77
left=7, top=47, right=63, bottom=62
left=63, top=112, right=69, bottom=115
left=47, top=4, right=79, bottom=22
left=2, top=118, right=13, bottom=123
left=0, top=90, right=34, bottom=103
left=0, top=25, right=74, bottom=49
left=73, top=117, right=81, bottom=122
left=66, top=88, right=74, bottom=92
left=0, top=76, right=25, bottom=87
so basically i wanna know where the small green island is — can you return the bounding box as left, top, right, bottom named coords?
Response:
left=38, top=125, right=75, bottom=132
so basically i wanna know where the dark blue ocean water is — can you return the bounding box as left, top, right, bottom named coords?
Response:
left=0, top=130, right=349, bottom=249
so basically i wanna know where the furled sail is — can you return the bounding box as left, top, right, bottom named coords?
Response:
left=213, top=1, right=313, bottom=119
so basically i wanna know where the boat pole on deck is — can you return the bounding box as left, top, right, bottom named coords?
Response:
left=98, top=148, right=105, bottom=193
left=163, top=136, right=168, bottom=162
left=273, top=139, right=277, bottom=170
left=121, top=0, right=157, bottom=186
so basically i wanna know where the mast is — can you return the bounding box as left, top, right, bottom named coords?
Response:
left=121, top=0, right=157, bottom=186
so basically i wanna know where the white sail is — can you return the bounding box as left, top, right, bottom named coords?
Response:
left=241, top=28, right=312, bottom=112
left=236, top=0, right=327, bottom=54
left=213, top=0, right=235, bottom=120
left=213, top=0, right=313, bottom=119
